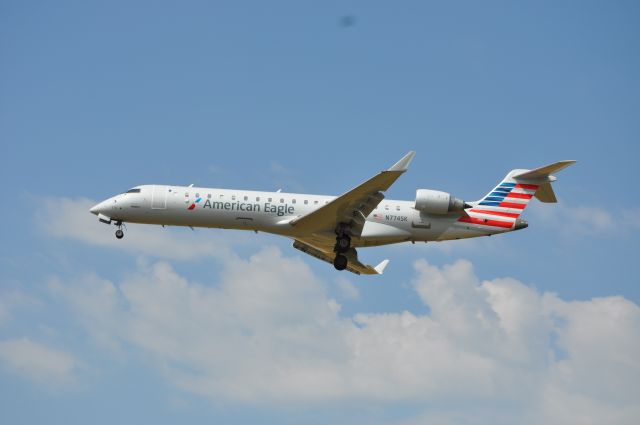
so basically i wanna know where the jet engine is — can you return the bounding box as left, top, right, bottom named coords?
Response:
left=415, top=189, right=467, bottom=214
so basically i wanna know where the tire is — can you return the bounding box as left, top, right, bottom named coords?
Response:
left=336, top=236, right=351, bottom=253
left=333, top=254, right=348, bottom=271
left=115, top=229, right=124, bottom=239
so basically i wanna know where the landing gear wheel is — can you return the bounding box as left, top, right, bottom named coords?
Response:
left=333, top=254, right=348, bottom=271
left=335, top=235, right=351, bottom=253
left=115, top=229, right=124, bottom=239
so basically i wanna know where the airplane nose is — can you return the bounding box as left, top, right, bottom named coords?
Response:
left=90, top=200, right=109, bottom=216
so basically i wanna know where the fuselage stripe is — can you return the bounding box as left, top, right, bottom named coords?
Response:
left=458, top=216, right=514, bottom=229
left=469, top=209, right=520, bottom=218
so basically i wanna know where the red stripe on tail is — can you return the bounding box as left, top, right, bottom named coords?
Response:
left=515, top=183, right=539, bottom=190
left=499, top=202, right=526, bottom=209
left=506, top=192, right=533, bottom=199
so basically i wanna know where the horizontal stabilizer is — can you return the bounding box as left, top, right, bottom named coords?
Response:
left=513, top=160, right=576, bottom=180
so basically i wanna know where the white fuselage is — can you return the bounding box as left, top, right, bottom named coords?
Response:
left=91, top=184, right=512, bottom=249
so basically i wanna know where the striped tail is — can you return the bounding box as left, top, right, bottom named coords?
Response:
left=459, top=175, right=536, bottom=230
left=459, top=161, right=575, bottom=231
left=475, top=177, right=538, bottom=217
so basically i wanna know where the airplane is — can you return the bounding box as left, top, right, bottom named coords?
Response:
left=89, top=152, right=575, bottom=275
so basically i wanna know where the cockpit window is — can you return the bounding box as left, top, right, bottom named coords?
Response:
left=125, top=188, right=141, bottom=193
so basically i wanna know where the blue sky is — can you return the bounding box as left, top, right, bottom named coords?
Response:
left=1, top=1, right=639, bottom=424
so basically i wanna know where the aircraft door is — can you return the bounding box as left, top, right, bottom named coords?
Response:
left=151, top=185, right=167, bottom=209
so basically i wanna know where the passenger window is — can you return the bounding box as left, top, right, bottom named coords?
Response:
left=232, top=195, right=236, bottom=201
left=292, top=199, right=296, bottom=204
left=314, top=200, right=318, bottom=205
left=196, top=193, right=200, bottom=198
left=385, top=205, right=389, bottom=210
left=396, top=205, right=400, bottom=211
left=219, top=194, right=224, bottom=199
left=207, top=194, right=211, bottom=199
left=256, top=197, right=260, bottom=202
left=304, top=200, right=308, bottom=205
left=185, top=193, right=189, bottom=197
left=244, top=196, right=248, bottom=201
left=268, top=198, right=272, bottom=202
left=280, top=199, right=284, bottom=203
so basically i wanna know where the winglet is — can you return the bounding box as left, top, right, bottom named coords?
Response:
left=374, top=259, right=390, bottom=274
left=388, top=151, right=416, bottom=172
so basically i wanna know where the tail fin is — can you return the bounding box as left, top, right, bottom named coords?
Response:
left=511, top=160, right=576, bottom=203
left=470, top=160, right=576, bottom=221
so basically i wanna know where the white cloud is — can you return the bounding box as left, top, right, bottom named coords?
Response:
left=335, top=276, right=360, bottom=300
left=49, top=248, right=640, bottom=424
left=28, top=196, right=640, bottom=423
left=527, top=201, right=640, bottom=237
left=48, top=274, right=124, bottom=357
left=0, top=337, right=79, bottom=386
left=0, top=289, right=41, bottom=328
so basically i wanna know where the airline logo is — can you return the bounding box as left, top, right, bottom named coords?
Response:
left=458, top=182, right=538, bottom=229
left=187, top=197, right=202, bottom=210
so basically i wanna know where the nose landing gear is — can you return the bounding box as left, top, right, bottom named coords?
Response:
left=115, top=221, right=125, bottom=239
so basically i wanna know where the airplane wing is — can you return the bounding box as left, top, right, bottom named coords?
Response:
left=289, top=151, right=415, bottom=236
left=293, top=240, right=389, bottom=275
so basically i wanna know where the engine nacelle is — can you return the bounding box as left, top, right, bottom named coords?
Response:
left=415, top=189, right=466, bottom=214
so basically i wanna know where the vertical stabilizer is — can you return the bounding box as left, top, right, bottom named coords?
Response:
left=461, top=160, right=575, bottom=230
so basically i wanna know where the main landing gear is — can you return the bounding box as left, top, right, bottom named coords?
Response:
left=333, top=254, right=348, bottom=271
left=115, top=221, right=125, bottom=239
left=333, top=233, right=351, bottom=271
left=335, top=235, right=351, bottom=253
